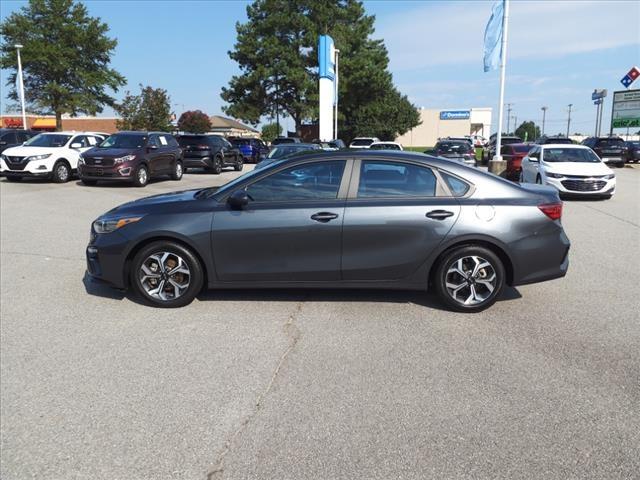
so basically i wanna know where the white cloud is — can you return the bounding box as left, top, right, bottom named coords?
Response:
left=376, top=0, right=640, bottom=71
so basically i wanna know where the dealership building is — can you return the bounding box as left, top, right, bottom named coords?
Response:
left=395, top=107, right=492, bottom=147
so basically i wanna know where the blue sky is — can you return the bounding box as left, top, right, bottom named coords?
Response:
left=1, top=0, right=638, bottom=136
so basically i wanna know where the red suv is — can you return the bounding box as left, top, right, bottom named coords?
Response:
left=78, top=132, right=183, bottom=187
left=501, top=143, right=533, bottom=181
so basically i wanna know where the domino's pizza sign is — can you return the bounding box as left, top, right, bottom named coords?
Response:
left=620, top=66, right=639, bottom=89
left=440, top=110, right=471, bottom=120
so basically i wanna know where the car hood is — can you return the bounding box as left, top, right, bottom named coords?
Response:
left=84, top=148, right=139, bottom=158
left=103, top=188, right=216, bottom=217
left=543, top=161, right=612, bottom=176
left=1, top=146, right=61, bottom=157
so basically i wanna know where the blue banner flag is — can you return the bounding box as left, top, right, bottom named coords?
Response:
left=483, top=0, right=505, bottom=72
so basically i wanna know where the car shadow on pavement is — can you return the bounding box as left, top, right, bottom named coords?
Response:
left=82, top=272, right=522, bottom=310
left=73, top=178, right=169, bottom=188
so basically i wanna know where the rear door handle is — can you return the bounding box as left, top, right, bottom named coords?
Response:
left=311, top=212, right=339, bottom=223
left=426, top=210, right=454, bottom=220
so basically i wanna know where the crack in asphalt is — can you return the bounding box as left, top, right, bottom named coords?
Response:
left=206, top=300, right=304, bottom=480
left=573, top=203, right=639, bottom=228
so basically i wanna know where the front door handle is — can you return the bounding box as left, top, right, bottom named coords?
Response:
left=426, top=210, right=454, bottom=220
left=311, top=212, right=339, bottom=223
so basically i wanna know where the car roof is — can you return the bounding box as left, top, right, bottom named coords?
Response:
left=370, top=141, right=400, bottom=145
left=115, top=131, right=170, bottom=135
left=540, top=143, right=588, bottom=149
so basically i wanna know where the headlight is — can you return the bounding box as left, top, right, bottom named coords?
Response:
left=92, top=216, right=143, bottom=234
left=0, top=154, right=6, bottom=161
left=114, top=154, right=136, bottom=164
left=546, top=172, right=564, bottom=178
left=604, top=174, right=615, bottom=180
left=26, top=153, right=51, bottom=161
left=78, top=155, right=85, bottom=166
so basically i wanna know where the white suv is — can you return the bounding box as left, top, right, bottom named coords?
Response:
left=0, top=131, right=107, bottom=183
left=349, top=137, right=380, bottom=149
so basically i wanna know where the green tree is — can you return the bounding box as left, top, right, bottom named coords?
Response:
left=261, top=122, right=282, bottom=143
left=221, top=0, right=419, bottom=141
left=0, top=0, right=125, bottom=130
left=115, top=85, right=173, bottom=131
left=178, top=110, right=211, bottom=133
left=515, top=121, right=541, bottom=141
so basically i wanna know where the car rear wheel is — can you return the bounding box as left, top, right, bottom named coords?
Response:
left=52, top=161, right=71, bottom=183
left=133, top=165, right=149, bottom=187
left=234, top=156, right=244, bottom=171
left=131, top=241, right=204, bottom=308
left=434, top=246, right=505, bottom=313
left=170, top=160, right=183, bottom=180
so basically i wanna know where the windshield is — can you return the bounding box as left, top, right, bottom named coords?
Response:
left=512, top=145, right=533, bottom=153
left=543, top=137, right=573, bottom=144
left=231, top=139, right=250, bottom=146
left=24, top=134, right=71, bottom=148
left=597, top=138, right=624, bottom=147
left=351, top=138, right=374, bottom=146
left=436, top=142, right=472, bottom=153
left=99, top=134, right=147, bottom=149
left=272, top=138, right=296, bottom=145
left=178, top=136, right=207, bottom=146
left=544, top=148, right=601, bottom=163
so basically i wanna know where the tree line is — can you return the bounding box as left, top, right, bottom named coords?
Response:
left=1, top=0, right=420, bottom=142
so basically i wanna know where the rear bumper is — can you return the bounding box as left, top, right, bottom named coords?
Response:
left=511, top=227, right=570, bottom=286
left=183, top=155, right=211, bottom=168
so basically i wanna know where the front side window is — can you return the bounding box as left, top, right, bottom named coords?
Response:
left=357, top=161, right=436, bottom=198
left=246, top=161, right=345, bottom=202
left=24, top=134, right=72, bottom=148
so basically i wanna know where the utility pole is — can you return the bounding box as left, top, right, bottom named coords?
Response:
left=566, top=104, right=573, bottom=138
left=334, top=49, right=340, bottom=140
left=594, top=100, right=601, bottom=136
left=15, top=44, right=27, bottom=130
left=505, top=103, right=513, bottom=134
left=541, top=106, right=548, bottom=136
left=275, top=71, right=280, bottom=136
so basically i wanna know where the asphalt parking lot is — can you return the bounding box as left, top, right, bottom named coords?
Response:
left=1, top=165, right=639, bottom=479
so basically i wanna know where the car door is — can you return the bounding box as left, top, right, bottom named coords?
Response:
left=0, top=131, right=17, bottom=153
left=521, top=146, right=540, bottom=182
left=220, top=137, right=237, bottom=164
left=147, top=135, right=164, bottom=174
left=341, top=159, right=461, bottom=281
left=211, top=159, right=350, bottom=282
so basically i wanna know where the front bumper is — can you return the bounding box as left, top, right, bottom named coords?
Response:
left=86, top=229, right=130, bottom=289
left=0, top=158, right=55, bottom=176
left=545, top=176, right=616, bottom=196
left=78, top=164, right=134, bottom=182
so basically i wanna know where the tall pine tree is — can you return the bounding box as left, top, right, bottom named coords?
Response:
left=221, top=0, right=419, bottom=141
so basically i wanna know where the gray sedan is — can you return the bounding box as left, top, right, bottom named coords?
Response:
left=86, top=151, right=570, bottom=312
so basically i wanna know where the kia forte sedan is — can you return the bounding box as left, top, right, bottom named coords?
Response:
left=86, top=151, right=570, bottom=312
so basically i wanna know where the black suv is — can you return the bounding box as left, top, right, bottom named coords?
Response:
left=536, top=135, right=574, bottom=145
left=272, top=137, right=302, bottom=145
left=0, top=128, right=36, bottom=154
left=177, top=135, right=243, bottom=174
left=581, top=136, right=627, bottom=168
left=78, top=132, right=184, bottom=187
left=625, top=140, right=639, bottom=163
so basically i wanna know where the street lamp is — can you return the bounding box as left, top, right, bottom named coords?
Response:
left=15, top=44, right=27, bottom=130
left=541, top=106, right=548, bottom=136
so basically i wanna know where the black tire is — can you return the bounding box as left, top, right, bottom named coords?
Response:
left=52, top=160, right=71, bottom=183
left=234, top=156, right=244, bottom=171
left=170, top=160, right=183, bottom=181
left=5, top=176, right=21, bottom=182
left=212, top=155, right=223, bottom=175
left=133, top=165, right=149, bottom=187
left=617, top=162, right=625, bottom=168
left=130, top=240, right=204, bottom=308
left=81, top=179, right=98, bottom=186
left=433, top=245, right=505, bottom=313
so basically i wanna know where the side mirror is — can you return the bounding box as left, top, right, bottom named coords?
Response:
left=70, top=142, right=82, bottom=149
left=528, top=156, right=539, bottom=163
left=227, top=190, right=250, bottom=210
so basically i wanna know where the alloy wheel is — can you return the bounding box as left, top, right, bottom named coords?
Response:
left=445, top=256, right=497, bottom=306
left=57, top=163, right=69, bottom=182
left=139, top=252, right=191, bottom=301
left=138, top=167, right=148, bottom=185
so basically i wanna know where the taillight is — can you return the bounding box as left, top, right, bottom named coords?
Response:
left=538, top=202, right=562, bottom=221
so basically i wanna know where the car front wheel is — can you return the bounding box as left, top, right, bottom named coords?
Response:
left=52, top=161, right=71, bottom=183
left=433, top=246, right=505, bottom=313
left=133, top=165, right=149, bottom=187
left=234, top=156, right=244, bottom=171
left=171, top=160, right=183, bottom=180
left=131, top=241, right=204, bottom=308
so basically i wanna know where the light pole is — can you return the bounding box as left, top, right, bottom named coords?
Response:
left=566, top=103, right=573, bottom=138
left=15, top=44, right=27, bottom=130
left=541, top=106, right=548, bottom=136
left=505, top=103, right=513, bottom=134
left=333, top=49, right=340, bottom=140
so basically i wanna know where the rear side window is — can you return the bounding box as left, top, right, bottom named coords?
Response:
left=357, top=161, right=436, bottom=198
left=440, top=171, right=470, bottom=197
